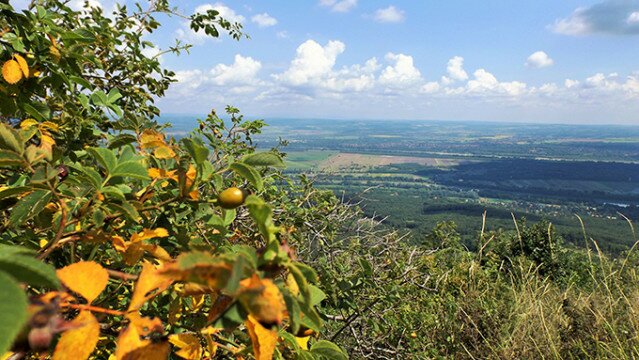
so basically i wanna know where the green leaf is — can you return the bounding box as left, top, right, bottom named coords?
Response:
left=308, top=285, right=326, bottom=307
left=108, top=133, right=137, bottom=149
left=0, top=271, right=28, bottom=355
left=101, top=186, right=126, bottom=201
left=111, top=160, right=149, bottom=180
left=22, top=101, right=51, bottom=121
left=288, top=263, right=311, bottom=304
left=0, top=254, right=60, bottom=289
left=9, top=190, right=52, bottom=225
left=107, top=202, right=140, bottom=222
left=0, top=186, right=30, bottom=201
left=224, top=255, right=248, bottom=295
left=0, top=123, right=23, bottom=154
left=0, top=149, right=24, bottom=167
left=310, top=340, right=348, bottom=360
left=70, top=164, right=103, bottom=189
left=88, top=147, right=117, bottom=173
left=107, top=88, right=122, bottom=103
left=244, top=195, right=276, bottom=242
left=69, top=75, right=93, bottom=89
left=181, top=137, right=210, bottom=165
left=230, top=162, right=263, bottom=191
left=283, top=289, right=302, bottom=334
left=242, top=151, right=285, bottom=168
left=0, top=244, right=36, bottom=256
left=292, top=261, right=319, bottom=284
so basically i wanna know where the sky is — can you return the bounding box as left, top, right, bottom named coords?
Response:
left=11, top=0, right=639, bottom=124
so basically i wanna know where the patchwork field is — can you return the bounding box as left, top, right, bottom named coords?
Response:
left=317, top=153, right=460, bottom=171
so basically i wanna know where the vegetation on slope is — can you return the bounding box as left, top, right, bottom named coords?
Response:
left=1, top=2, right=638, bottom=360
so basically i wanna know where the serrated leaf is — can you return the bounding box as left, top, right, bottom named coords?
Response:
left=0, top=271, right=28, bottom=355
left=181, top=137, right=209, bottom=165
left=112, top=160, right=149, bottom=180
left=292, top=262, right=319, bottom=284
left=242, top=151, right=285, bottom=168
left=23, top=101, right=51, bottom=121
left=108, top=133, right=137, bottom=149
left=108, top=202, right=140, bottom=222
left=69, top=75, right=93, bottom=89
left=310, top=340, right=348, bottom=360
left=230, top=162, right=263, bottom=191
left=9, top=190, right=52, bottom=225
left=88, top=147, right=117, bottom=173
left=0, top=186, right=30, bottom=203
left=0, top=123, right=23, bottom=154
left=57, top=261, right=109, bottom=303
left=52, top=311, right=100, bottom=360
left=0, top=253, right=60, bottom=288
left=0, top=149, right=24, bottom=167
left=107, top=88, right=122, bottom=103
left=101, top=186, right=125, bottom=201
left=0, top=244, right=36, bottom=256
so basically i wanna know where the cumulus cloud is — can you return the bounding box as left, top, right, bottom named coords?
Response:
left=446, top=56, right=468, bottom=81
left=379, top=53, right=422, bottom=86
left=177, top=3, right=245, bottom=44
left=525, top=51, right=554, bottom=68
left=251, top=13, right=277, bottom=27
left=319, top=0, right=357, bottom=13
left=210, top=55, right=262, bottom=86
left=272, top=40, right=377, bottom=93
left=162, top=39, right=639, bottom=123
left=551, top=1, right=639, bottom=35
left=275, top=40, right=346, bottom=86
left=373, top=6, right=405, bottom=23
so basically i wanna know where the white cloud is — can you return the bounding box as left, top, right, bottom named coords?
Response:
left=177, top=3, right=245, bottom=44
left=251, top=13, right=278, bottom=27
left=276, top=31, right=289, bottom=39
left=319, top=0, right=357, bottom=13
left=565, top=79, right=580, bottom=88
left=373, top=6, right=405, bottom=23
left=551, top=1, right=639, bottom=36
left=525, top=51, right=554, bottom=68
left=275, top=40, right=345, bottom=86
left=162, top=40, right=639, bottom=124
left=210, top=54, right=262, bottom=86
left=446, top=56, right=468, bottom=81
left=421, top=82, right=440, bottom=94
left=195, top=3, right=245, bottom=23
left=379, top=53, right=422, bottom=87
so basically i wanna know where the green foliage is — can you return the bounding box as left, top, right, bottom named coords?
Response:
left=0, top=271, right=28, bottom=355
left=0, top=1, right=344, bottom=359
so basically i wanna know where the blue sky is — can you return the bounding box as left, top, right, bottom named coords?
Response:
left=12, top=0, right=639, bottom=124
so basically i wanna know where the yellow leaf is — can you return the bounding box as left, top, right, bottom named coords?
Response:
left=39, top=239, right=48, bottom=248
left=50, top=45, right=61, bottom=61
left=153, top=145, right=176, bottom=159
left=130, top=228, right=169, bottom=243
left=245, top=315, right=278, bottom=360
left=139, top=129, right=165, bottom=149
left=13, top=54, right=29, bottom=78
left=295, top=336, right=310, bottom=350
left=286, top=274, right=299, bottom=297
left=52, top=311, right=100, bottom=360
left=200, top=327, right=221, bottom=357
left=128, top=262, right=173, bottom=312
left=239, top=275, right=286, bottom=327
left=115, top=314, right=169, bottom=360
left=2, top=59, right=22, bottom=84
left=169, top=333, right=202, bottom=360
left=57, top=261, right=109, bottom=303
left=20, top=118, right=38, bottom=129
